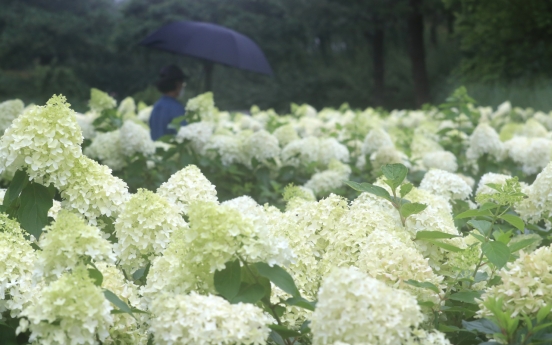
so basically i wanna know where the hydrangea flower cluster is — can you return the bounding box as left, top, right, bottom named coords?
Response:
left=115, top=189, right=187, bottom=273
left=149, top=292, right=271, bottom=345
left=419, top=169, right=472, bottom=202
left=119, top=120, right=156, bottom=157
left=0, top=99, right=24, bottom=134
left=310, top=267, right=422, bottom=345
left=89, top=88, right=117, bottom=112
left=36, top=210, right=115, bottom=279
left=156, top=165, right=218, bottom=215
left=0, top=214, right=36, bottom=316
left=18, top=266, right=114, bottom=345
left=478, top=245, right=552, bottom=317
left=0, top=95, right=83, bottom=187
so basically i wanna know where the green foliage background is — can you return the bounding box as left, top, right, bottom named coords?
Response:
left=0, top=0, right=551, bottom=111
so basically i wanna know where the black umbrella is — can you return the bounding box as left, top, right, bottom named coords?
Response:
left=140, top=21, right=273, bottom=91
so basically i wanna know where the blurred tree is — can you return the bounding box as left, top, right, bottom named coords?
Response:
left=446, top=0, right=552, bottom=82
left=0, top=0, right=117, bottom=108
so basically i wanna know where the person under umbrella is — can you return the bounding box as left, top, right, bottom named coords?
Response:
left=149, top=64, right=188, bottom=140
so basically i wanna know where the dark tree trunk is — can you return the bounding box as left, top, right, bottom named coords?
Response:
left=371, top=27, right=385, bottom=106
left=203, top=61, right=214, bottom=93
left=407, top=0, right=430, bottom=106
left=430, top=19, right=438, bottom=46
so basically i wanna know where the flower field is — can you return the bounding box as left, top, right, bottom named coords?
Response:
left=1, top=88, right=552, bottom=345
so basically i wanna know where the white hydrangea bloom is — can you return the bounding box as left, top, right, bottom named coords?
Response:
left=325, top=192, right=401, bottom=270
left=243, top=130, right=280, bottom=163
left=47, top=200, right=62, bottom=220
left=84, top=130, right=126, bottom=171
left=61, top=156, right=130, bottom=223
left=96, top=262, right=147, bottom=345
left=117, top=97, right=136, bottom=117
left=504, top=137, right=552, bottom=175
left=274, top=194, right=350, bottom=323
left=304, top=160, right=352, bottom=196
left=149, top=292, right=271, bottom=345
left=410, top=134, right=444, bottom=161
left=310, top=267, right=422, bottom=345
left=357, top=228, right=444, bottom=305
left=520, top=118, right=548, bottom=138
left=0, top=214, right=36, bottom=317
left=419, top=169, right=472, bottom=202
left=318, top=137, right=350, bottom=166
left=272, top=124, right=299, bottom=147
left=75, top=112, right=98, bottom=140
left=0, top=99, right=24, bottom=134
left=0, top=95, right=82, bottom=188
left=156, top=165, right=218, bottom=215
left=370, top=146, right=410, bottom=171
left=137, top=105, right=153, bottom=123
left=35, top=210, right=115, bottom=279
left=115, top=189, right=188, bottom=273
left=89, top=88, right=117, bottom=112
left=120, top=120, right=156, bottom=157
left=204, top=134, right=246, bottom=166
left=466, top=123, right=505, bottom=161
left=361, top=128, right=394, bottom=156
left=295, top=116, right=324, bottom=138
left=222, top=196, right=294, bottom=267
left=19, top=266, right=113, bottom=345
left=475, top=172, right=513, bottom=196
left=186, top=92, right=217, bottom=122
left=281, top=137, right=320, bottom=167
left=175, top=122, right=215, bottom=154
left=422, top=151, right=458, bottom=172
left=478, top=245, right=552, bottom=318
left=141, top=202, right=243, bottom=295
left=517, top=162, right=552, bottom=223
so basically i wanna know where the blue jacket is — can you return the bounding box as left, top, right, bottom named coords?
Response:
left=149, top=95, right=187, bottom=140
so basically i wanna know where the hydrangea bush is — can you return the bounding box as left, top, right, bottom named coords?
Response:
left=0, top=90, right=551, bottom=345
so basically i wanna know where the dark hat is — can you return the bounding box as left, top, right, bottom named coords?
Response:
left=158, top=64, right=187, bottom=82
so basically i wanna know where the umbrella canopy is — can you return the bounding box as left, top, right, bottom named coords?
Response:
left=140, top=21, right=273, bottom=76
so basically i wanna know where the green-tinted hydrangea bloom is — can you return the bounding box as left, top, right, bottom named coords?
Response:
left=115, top=189, right=187, bottom=274
left=18, top=266, right=113, bottom=345
left=0, top=213, right=36, bottom=316
left=89, top=88, right=116, bottom=112
left=0, top=95, right=82, bottom=187
left=36, top=210, right=115, bottom=279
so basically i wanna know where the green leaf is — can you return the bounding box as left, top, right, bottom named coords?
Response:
left=344, top=181, right=392, bottom=202
left=103, top=289, right=132, bottom=314
left=132, top=264, right=150, bottom=281
left=537, top=304, right=552, bottom=323
left=17, top=182, right=53, bottom=239
left=285, top=297, right=316, bottom=311
left=415, top=231, right=460, bottom=240
left=87, top=268, right=104, bottom=287
left=400, top=202, right=427, bottom=219
left=468, top=220, right=492, bottom=236
left=462, top=319, right=501, bottom=334
left=455, top=209, right=492, bottom=219
left=404, top=279, right=440, bottom=294
left=399, top=183, right=413, bottom=197
left=381, top=163, right=408, bottom=189
left=482, top=241, right=511, bottom=268
left=418, top=300, right=436, bottom=308
left=254, top=263, right=300, bottom=297
left=480, top=202, right=500, bottom=211
left=449, top=291, right=482, bottom=304
left=425, top=239, right=464, bottom=252
left=269, top=325, right=301, bottom=339
left=230, top=283, right=265, bottom=304
left=3, top=169, right=28, bottom=206
left=508, top=237, right=540, bottom=253
left=214, top=259, right=241, bottom=301
left=499, top=214, right=525, bottom=231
